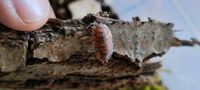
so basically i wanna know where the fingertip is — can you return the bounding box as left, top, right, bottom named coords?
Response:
left=0, top=0, right=52, bottom=31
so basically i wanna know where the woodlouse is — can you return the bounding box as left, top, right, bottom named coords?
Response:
left=91, top=22, right=113, bottom=63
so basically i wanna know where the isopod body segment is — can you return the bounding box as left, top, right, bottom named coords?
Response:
left=92, top=23, right=113, bottom=63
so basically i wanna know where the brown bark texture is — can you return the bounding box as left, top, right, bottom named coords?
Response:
left=0, top=13, right=199, bottom=89
left=0, top=1, right=199, bottom=89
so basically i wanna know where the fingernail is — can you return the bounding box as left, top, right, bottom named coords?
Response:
left=13, top=0, right=49, bottom=23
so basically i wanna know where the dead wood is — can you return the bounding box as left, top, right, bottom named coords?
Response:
left=0, top=14, right=198, bottom=89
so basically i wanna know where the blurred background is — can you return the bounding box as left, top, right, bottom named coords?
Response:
left=103, top=0, right=200, bottom=90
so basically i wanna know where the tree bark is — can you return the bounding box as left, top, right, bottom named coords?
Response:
left=0, top=14, right=198, bottom=89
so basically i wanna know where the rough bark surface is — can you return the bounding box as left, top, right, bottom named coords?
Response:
left=0, top=14, right=198, bottom=89
left=0, top=15, right=173, bottom=71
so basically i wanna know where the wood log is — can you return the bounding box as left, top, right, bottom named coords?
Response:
left=0, top=14, right=198, bottom=89
left=0, top=15, right=170, bottom=70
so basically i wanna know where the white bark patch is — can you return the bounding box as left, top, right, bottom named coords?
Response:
left=68, top=0, right=101, bottom=19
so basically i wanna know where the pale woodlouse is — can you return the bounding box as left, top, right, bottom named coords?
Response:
left=91, top=22, right=113, bottom=63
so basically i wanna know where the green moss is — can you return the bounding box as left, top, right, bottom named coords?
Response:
left=142, top=85, right=166, bottom=90
left=143, top=86, right=151, bottom=90
left=117, top=85, right=166, bottom=90
left=118, top=87, right=133, bottom=90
